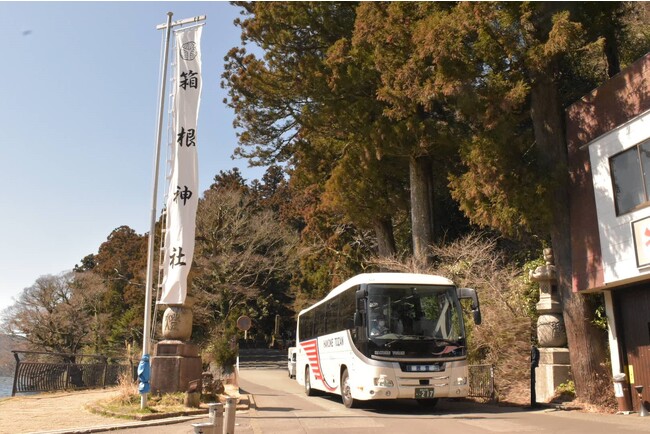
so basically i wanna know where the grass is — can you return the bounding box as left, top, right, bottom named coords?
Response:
left=96, top=391, right=195, bottom=416
left=88, top=372, right=242, bottom=420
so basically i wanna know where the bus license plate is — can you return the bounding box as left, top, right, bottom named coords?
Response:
left=415, top=388, right=435, bottom=399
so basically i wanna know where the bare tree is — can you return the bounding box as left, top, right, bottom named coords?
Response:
left=192, top=188, right=300, bottom=338
left=2, top=272, right=107, bottom=361
left=70, top=272, right=110, bottom=354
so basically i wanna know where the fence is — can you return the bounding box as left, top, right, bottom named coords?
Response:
left=11, top=351, right=133, bottom=396
left=468, top=364, right=495, bottom=399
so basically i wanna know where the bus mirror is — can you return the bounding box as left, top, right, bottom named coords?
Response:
left=354, top=311, right=363, bottom=327
left=457, top=287, right=481, bottom=325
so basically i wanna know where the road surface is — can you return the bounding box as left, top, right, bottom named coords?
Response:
left=107, top=365, right=650, bottom=434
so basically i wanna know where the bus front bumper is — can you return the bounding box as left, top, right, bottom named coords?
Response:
left=353, top=375, right=470, bottom=401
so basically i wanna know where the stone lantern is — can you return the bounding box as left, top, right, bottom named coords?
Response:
left=529, top=248, right=572, bottom=402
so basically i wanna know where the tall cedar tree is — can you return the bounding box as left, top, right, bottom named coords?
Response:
left=350, top=2, right=463, bottom=261
left=223, top=2, right=444, bottom=259
left=407, top=2, right=638, bottom=404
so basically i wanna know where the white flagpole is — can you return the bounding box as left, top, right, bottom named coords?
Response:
left=141, top=11, right=173, bottom=410
left=140, top=11, right=207, bottom=411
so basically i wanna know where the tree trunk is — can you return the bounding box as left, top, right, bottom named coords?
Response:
left=410, top=155, right=434, bottom=263
left=373, top=216, right=397, bottom=258
left=530, top=72, right=610, bottom=404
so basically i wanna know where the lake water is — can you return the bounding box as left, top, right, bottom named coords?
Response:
left=0, top=376, right=13, bottom=397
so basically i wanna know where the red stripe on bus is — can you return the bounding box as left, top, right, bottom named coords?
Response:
left=299, top=338, right=337, bottom=392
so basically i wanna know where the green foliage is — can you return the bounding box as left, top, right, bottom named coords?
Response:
left=521, top=257, right=545, bottom=322
left=587, top=293, right=609, bottom=333
left=224, top=2, right=357, bottom=165
left=205, top=334, right=238, bottom=373
left=592, top=303, right=608, bottom=332
left=87, top=225, right=148, bottom=353
left=619, top=3, right=650, bottom=68
left=555, top=379, right=576, bottom=400
left=108, top=306, right=141, bottom=350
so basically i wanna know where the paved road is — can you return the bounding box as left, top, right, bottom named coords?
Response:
left=107, top=366, right=650, bottom=434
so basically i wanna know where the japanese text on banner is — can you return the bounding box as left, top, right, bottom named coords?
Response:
left=160, top=25, right=203, bottom=305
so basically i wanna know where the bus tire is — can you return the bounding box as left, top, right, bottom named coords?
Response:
left=341, top=368, right=357, bottom=408
left=305, top=366, right=316, bottom=396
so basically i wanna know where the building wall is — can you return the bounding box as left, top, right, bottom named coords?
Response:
left=565, top=117, right=603, bottom=292
left=565, top=53, right=650, bottom=401
left=566, top=52, right=650, bottom=292
left=589, top=111, right=650, bottom=285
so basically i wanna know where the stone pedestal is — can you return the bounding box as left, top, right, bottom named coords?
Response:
left=150, top=340, right=202, bottom=394
left=535, top=348, right=572, bottom=402
left=150, top=298, right=201, bottom=394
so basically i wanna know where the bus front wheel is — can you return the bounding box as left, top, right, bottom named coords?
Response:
left=341, top=368, right=357, bottom=408
left=305, top=366, right=316, bottom=396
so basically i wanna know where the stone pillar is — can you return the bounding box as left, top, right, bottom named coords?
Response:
left=150, top=297, right=203, bottom=394
left=529, top=248, right=572, bottom=403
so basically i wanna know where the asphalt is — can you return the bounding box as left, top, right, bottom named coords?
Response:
left=5, top=389, right=650, bottom=434
left=4, top=365, right=650, bottom=434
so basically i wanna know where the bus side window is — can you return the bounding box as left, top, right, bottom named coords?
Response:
left=326, top=299, right=339, bottom=335
left=340, top=287, right=356, bottom=329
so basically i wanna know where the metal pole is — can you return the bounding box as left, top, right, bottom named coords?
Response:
left=192, top=423, right=215, bottom=434
left=156, top=14, right=206, bottom=30
left=208, top=402, right=224, bottom=434
left=224, top=397, right=236, bottom=434
left=530, top=346, right=539, bottom=408
left=11, top=352, right=20, bottom=397
left=141, top=11, right=173, bottom=410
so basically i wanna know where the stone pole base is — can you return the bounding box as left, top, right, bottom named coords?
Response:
left=535, top=347, right=572, bottom=403
left=150, top=340, right=202, bottom=394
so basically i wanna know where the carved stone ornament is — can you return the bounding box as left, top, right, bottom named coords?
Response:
left=161, top=296, right=195, bottom=341
left=537, top=313, right=568, bottom=347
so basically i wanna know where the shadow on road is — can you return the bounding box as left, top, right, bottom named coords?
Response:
left=302, top=392, right=531, bottom=417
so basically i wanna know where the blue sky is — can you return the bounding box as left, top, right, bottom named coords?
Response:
left=0, top=2, right=265, bottom=312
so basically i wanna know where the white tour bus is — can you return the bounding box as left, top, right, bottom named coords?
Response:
left=296, top=272, right=481, bottom=408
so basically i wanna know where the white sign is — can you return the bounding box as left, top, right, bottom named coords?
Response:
left=160, top=25, right=203, bottom=305
left=632, top=216, right=650, bottom=268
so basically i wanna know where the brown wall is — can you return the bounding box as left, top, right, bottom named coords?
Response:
left=566, top=52, right=650, bottom=292
left=614, top=285, right=650, bottom=408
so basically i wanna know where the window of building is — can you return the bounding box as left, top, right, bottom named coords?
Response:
left=610, top=140, right=650, bottom=215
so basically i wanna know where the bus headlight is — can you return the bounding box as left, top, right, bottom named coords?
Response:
left=455, top=377, right=467, bottom=386
left=374, top=375, right=394, bottom=387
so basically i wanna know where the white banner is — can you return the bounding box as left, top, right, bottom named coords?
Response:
left=160, top=25, right=203, bottom=305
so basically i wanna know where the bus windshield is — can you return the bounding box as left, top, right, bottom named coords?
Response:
left=366, top=284, right=465, bottom=358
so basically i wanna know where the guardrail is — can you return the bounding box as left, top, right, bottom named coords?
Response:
left=11, top=351, right=133, bottom=396
left=468, top=364, right=495, bottom=399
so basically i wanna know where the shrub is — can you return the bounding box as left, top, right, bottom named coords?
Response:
left=205, top=334, right=238, bottom=374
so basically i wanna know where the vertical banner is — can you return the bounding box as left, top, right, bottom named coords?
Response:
left=160, top=25, right=203, bottom=305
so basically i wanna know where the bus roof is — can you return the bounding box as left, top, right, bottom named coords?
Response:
left=299, top=272, right=455, bottom=316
